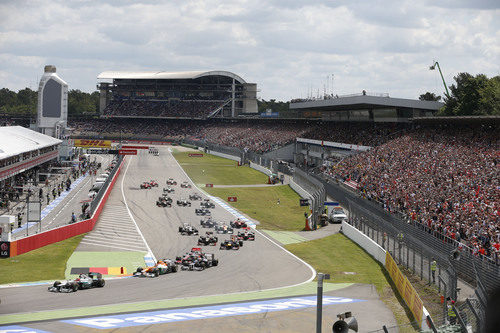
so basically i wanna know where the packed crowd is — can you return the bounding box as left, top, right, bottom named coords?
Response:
left=325, top=124, right=500, bottom=260
left=69, top=118, right=403, bottom=153
left=102, top=100, right=224, bottom=118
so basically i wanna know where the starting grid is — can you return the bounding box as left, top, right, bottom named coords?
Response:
left=12, top=174, right=87, bottom=235
left=62, top=295, right=364, bottom=329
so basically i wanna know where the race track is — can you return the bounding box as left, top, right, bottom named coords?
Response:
left=0, top=146, right=314, bottom=315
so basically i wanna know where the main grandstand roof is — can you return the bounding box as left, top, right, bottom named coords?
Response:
left=97, top=70, right=246, bottom=84
left=0, top=126, right=61, bottom=160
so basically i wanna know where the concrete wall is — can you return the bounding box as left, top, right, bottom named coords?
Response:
left=289, top=179, right=312, bottom=200
left=208, top=150, right=241, bottom=162
left=262, top=143, right=295, bottom=161
left=249, top=161, right=272, bottom=176
left=341, top=221, right=386, bottom=265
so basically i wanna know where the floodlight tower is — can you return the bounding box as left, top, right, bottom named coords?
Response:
left=429, top=61, right=450, bottom=99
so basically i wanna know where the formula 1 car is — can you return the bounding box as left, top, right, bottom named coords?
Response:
left=220, top=236, right=243, bottom=250
left=149, top=180, right=159, bottom=187
left=215, top=223, right=233, bottom=234
left=200, top=217, right=218, bottom=228
left=195, top=208, right=211, bottom=216
left=198, top=232, right=218, bottom=246
left=176, top=248, right=218, bottom=271
left=237, top=227, right=255, bottom=241
left=166, top=178, right=177, bottom=185
left=178, top=223, right=199, bottom=235
left=176, top=199, right=192, bottom=207
left=189, top=193, right=202, bottom=201
left=200, top=199, right=215, bottom=209
left=48, top=272, right=105, bottom=293
left=134, top=259, right=178, bottom=277
left=156, top=197, right=172, bottom=207
left=180, top=181, right=191, bottom=188
left=140, top=182, right=152, bottom=189
left=230, top=219, right=247, bottom=229
left=163, top=187, right=175, bottom=194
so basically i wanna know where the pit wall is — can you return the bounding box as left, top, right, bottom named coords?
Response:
left=249, top=161, right=272, bottom=176
left=8, top=158, right=123, bottom=257
left=341, top=221, right=431, bottom=330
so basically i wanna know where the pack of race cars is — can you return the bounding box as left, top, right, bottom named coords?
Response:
left=50, top=176, right=255, bottom=292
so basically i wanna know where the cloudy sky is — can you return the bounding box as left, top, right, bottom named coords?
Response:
left=0, top=0, right=498, bottom=101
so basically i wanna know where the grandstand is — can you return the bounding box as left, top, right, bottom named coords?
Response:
left=97, top=71, right=258, bottom=119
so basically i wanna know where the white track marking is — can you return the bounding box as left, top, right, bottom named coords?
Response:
left=84, top=234, right=144, bottom=242
left=79, top=240, right=148, bottom=252
left=168, top=148, right=317, bottom=287
left=121, top=156, right=157, bottom=262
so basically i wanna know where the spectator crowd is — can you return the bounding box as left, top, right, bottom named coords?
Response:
left=324, top=124, right=499, bottom=261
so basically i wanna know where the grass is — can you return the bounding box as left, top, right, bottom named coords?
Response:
left=0, top=234, right=84, bottom=284
left=286, top=234, right=419, bottom=332
left=205, top=185, right=310, bottom=231
left=173, top=150, right=268, bottom=185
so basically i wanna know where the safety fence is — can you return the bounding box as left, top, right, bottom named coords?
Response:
left=6, top=156, right=124, bottom=257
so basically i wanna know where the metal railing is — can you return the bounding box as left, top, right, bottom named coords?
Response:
left=88, top=155, right=123, bottom=216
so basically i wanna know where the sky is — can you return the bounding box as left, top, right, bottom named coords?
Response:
left=0, top=0, right=499, bottom=101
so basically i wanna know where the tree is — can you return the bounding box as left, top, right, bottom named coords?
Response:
left=419, top=92, right=441, bottom=101
left=439, top=73, right=500, bottom=116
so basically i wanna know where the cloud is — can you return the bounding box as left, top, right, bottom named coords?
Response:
left=0, top=0, right=498, bottom=101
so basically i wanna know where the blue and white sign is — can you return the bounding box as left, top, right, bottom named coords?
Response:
left=63, top=296, right=364, bottom=329
left=0, top=326, right=51, bottom=333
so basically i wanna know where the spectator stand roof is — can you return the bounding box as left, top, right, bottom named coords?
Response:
left=97, top=70, right=247, bottom=84
left=289, top=94, right=444, bottom=111
left=0, top=126, right=62, bottom=160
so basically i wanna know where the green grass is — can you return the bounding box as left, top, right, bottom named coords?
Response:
left=173, top=151, right=267, bottom=185
left=205, top=185, right=310, bottom=230
left=286, top=234, right=419, bottom=332
left=0, top=234, right=84, bottom=284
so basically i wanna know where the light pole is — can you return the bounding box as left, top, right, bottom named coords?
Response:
left=316, top=272, right=330, bottom=333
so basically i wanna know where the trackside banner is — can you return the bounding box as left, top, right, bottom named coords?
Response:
left=63, top=296, right=364, bottom=329
left=74, top=139, right=111, bottom=148
left=385, top=252, right=423, bottom=325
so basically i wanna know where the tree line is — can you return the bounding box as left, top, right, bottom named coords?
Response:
left=419, top=72, right=499, bottom=116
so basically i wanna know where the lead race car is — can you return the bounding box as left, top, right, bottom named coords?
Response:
left=48, top=272, right=105, bottom=293
left=140, top=182, right=152, bottom=189
left=134, top=259, right=178, bottom=277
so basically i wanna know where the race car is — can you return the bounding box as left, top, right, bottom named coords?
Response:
left=200, top=217, right=218, bottom=228
left=230, top=219, right=247, bottom=229
left=48, top=272, right=105, bottom=293
left=176, top=248, right=218, bottom=271
left=134, top=259, right=178, bottom=277
left=237, top=227, right=255, bottom=241
left=140, top=182, right=152, bottom=189
left=198, top=232, right=218, bottom=246
left=180, top=181, right=191, bottom=188
left=166, top=178, right=177, bottom=185
left=156, top=197, right=172, bottom=207
left=189, top=193, right=202, bottom=201
left=176, top=199, right=192, bottom=207
left=178, top=223, right=199, bottom=235
left=163, top=187, right=175, bottom=194
left=220, top=236, right=243, bottom=250
left=215, top=223, right=233, bottom=234
left=149, top=180, right=159, bottom=187
left=200, top=200, right=215, bottom=209
left=195, top=208, right=211, bottom=216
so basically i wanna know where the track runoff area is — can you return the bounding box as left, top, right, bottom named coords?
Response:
left=0, top=146, right=396, bottom=332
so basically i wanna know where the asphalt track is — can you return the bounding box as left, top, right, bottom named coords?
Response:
left=0, top=146, right=397, bottom=331
left=0, top=147, right=313, bottom=313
